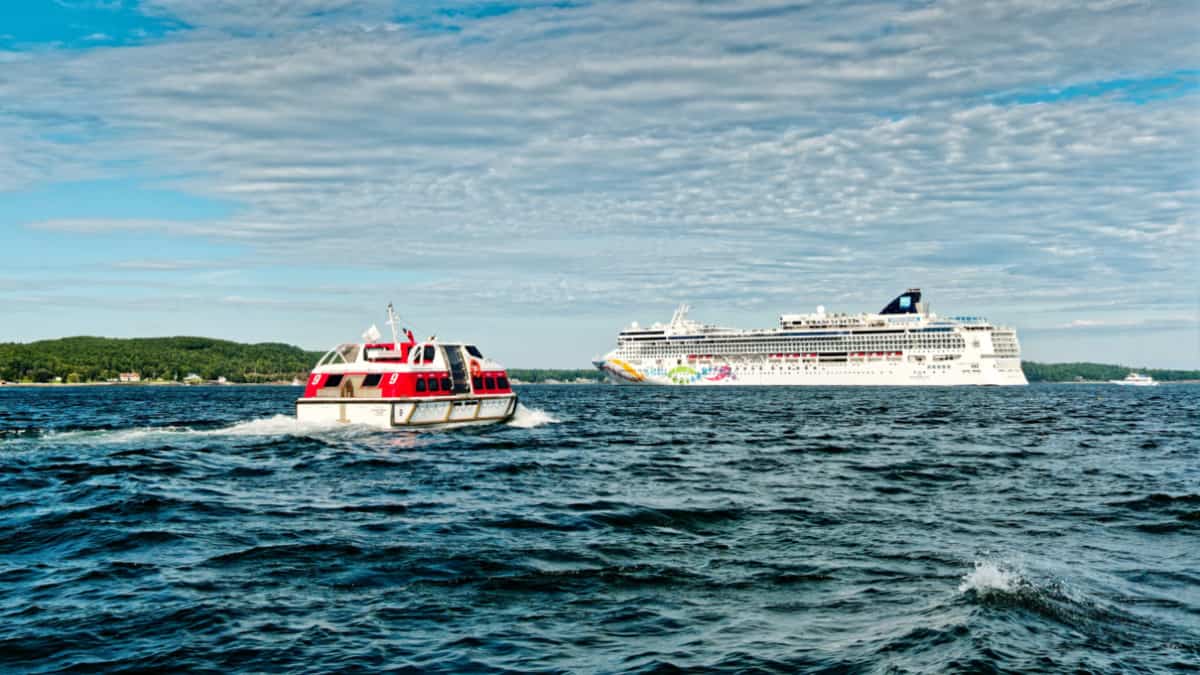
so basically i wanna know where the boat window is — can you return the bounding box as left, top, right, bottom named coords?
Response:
left=485, top=376, right=495, bottom=390
left=337, top=344, right=360, bottom=363
left=466, top=345, right=483, bottom=358
left=497, top=376, right=509, bottom=389
left=423, top=345, right=436, bottom=362
left=416, top=378, right=427, bottom=393
left=440, top=377, right=452, bottom=391
left=323, top=374, right=343, bottom=388
left=472, top=376, right=483, bottom=390
left=362, top=373, right=382, bottom=387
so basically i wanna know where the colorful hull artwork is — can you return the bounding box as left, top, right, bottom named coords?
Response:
left=600, top=358, right=646, bottom=383
left=705, top=365, right=735, bottom=382
left=596, top=361, right=738, bottom=385
left=667, top=365, right=698, bottom=384
left=666, top=364, right=737, bottom=384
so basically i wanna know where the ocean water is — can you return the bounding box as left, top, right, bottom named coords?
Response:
left=0, top=384, right=1197, bottom=673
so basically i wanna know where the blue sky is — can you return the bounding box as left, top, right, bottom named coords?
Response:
left=1, top=0, right=1198, bottom=368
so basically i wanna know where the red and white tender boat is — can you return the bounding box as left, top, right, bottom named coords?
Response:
left=296, top=305, right=518, bottom=428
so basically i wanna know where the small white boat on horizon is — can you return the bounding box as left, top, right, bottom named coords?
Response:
left=1109, top=372, right=1158, bottom=386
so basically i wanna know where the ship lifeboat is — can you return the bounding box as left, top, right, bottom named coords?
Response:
left=295, top=305, right=518, bottom=428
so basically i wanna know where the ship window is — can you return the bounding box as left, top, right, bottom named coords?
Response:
left=323, top=374, right=343, bottom=388
left=473, top=376, right=483, bottom=390
left=440, top=377, right=452, bottom=391
left=497, top=376, right=509, bottom=389
left=362, top=373, right=382, bottom=387
left=416, top=378, right=427, bottom=393
left=466, top=345, right=483, bottom=358
left=423, top=345, right=436, bottom=362
left=429, top=377, right=440, bottom=392
left=485, top=376, right=496, bottom=390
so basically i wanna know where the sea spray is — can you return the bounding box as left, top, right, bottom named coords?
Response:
left=959, top=560, right=1022, bottom=596
left=507, top=403, right=561, bottom=429
left=10, top=415, right=360, bottom=449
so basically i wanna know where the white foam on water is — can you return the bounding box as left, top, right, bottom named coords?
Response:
left=959, top=560, right=1021, bottom=596
left=507, top=404, right=561, bottom=429
left=24, top=415, right=364, bottom=447
left=13, top=405, right=559, bottom=448
left=215, top=414, right=328, bottom=437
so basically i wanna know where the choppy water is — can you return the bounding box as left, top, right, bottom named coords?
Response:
left=1, top=384, right=1197, bottom=673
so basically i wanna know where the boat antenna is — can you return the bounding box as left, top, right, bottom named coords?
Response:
left=385, top=303, right=402, bottom=346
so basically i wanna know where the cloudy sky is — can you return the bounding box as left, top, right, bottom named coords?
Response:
left=2, top=0, right=1197, bottom=368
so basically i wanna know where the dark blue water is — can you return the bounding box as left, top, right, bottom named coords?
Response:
left=1, top=385, right=1197, bottom=673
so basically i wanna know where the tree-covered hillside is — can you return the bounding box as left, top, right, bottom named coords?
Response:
left=0, top=337, right=323, bottom=383
left=507, top=368, right=604, bottom=383
left=1021, top=361, right=1200, bottom=383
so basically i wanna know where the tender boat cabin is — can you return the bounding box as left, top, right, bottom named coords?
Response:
left=295, top=304, right=517, bottom=428
left=301, top=341, right=513, bottom=400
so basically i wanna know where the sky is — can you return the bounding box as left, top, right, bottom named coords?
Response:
left=1, top=0, right=1198, bottom=369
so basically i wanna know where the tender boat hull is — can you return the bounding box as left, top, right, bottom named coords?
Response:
left=296, top=395, right=518, bottom=429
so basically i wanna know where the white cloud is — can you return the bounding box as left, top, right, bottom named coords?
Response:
left=1, top=0, right=1198, bottom=364
left=1048, top=315, right=1200, bottom=332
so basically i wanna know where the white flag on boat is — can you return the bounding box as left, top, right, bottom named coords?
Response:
left=362, top=324, right=381, bottom=342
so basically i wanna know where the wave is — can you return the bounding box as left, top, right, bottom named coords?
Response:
left=507, top=404, right=560, bottom=428
left=957, top=558, right=1163, bottom=649
left=959, top=560, right=1022, bottom=596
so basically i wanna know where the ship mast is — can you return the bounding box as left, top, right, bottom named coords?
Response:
left=385, top=303, right=402, bottom=346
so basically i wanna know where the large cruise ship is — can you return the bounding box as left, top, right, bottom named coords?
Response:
left=593, top=289, right=1027, bottom=386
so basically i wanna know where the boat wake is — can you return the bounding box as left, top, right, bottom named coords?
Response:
left=507, top=404, right=561, bottom=429
left=7, top=406, right=560, bottom=449
left=8, top=415, right=371, bottom=448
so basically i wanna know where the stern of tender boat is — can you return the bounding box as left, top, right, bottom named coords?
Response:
left=295, top=305, right=519, bottom=428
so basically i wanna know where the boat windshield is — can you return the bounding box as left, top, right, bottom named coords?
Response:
left=317, top=343, right=361, bottom=367
left=466, top=345, right=483, bottom=358
left=338, top=344, right=361, bottom=363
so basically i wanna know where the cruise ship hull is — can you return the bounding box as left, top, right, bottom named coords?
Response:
left=594, top=356, right=1027, bottom=386
left=595, top=290, right=1028, bottom=387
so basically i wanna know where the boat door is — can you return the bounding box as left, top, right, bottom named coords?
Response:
left=442, top=346, right=471, bottom=394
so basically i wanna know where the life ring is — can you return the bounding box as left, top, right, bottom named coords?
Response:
left=469, top=360, right=482, bottom=378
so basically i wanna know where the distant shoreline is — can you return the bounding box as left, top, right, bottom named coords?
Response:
left=4, top=380, right=1198, bottom=388
left=5, top=337, right=1197, bottom=384
left=0, top=381, right=302, bottom=387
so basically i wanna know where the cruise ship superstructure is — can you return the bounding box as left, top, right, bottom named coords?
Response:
left=594, top=290, right=1027, bottom=386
